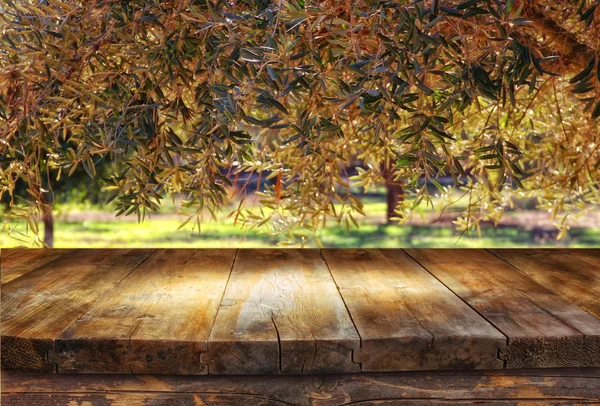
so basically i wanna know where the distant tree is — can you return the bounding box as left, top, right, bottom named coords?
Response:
left=1, top=157, right=115, bottom=246
left=1, top=0, right=599, bottom=245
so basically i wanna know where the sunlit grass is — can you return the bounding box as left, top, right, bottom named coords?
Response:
left=2, top=194, right=598, bottom=248
left=3, top=209, right=598, bottom=249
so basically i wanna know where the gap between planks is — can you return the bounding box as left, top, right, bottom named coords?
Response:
left=48, top=250, right=158, bottom=372
left=402, top=248, right=509, bottom=368
left=1, top=249, right=240, bottom=375
left=55, top=249, right=236, bottom=374
left=1, top=249, right=154, bottom=372
left=405, top=249, right=600, bottom=369
left=203, top=249, right=361, bottom=374
left=323, top=249, right=506, bottom=371
left=320, top=250, right=364, bottom=372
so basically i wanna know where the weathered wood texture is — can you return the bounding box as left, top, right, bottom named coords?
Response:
left=491, top=249, right=600, bottom=319
left=2, top=249, right=599, bottom=375
left=55, top=249, right=235, bottom=374
left=405, top=249, right=600, bottom=369
left=1, top=249, right=152, bottom=372
left=1, top=249, right=71, bottom=285
left=323, top=249, right=505, bottom=371
left=3, top=369, right=599, bottom=405
left=204, top=249, right=360, bottom=374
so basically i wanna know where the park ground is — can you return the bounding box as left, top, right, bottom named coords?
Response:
left=2, top=194, right=600, bottom=248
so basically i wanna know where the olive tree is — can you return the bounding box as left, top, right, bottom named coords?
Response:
left=1, top=0, right=599, bottom=246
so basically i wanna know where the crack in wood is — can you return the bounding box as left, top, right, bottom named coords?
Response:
left=271, top=313, right=283, bottom=373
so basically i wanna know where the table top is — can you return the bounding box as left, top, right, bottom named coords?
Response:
left=2, top=248, right=599, bottom=375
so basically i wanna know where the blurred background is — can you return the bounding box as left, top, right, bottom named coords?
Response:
left=3, top=178, right=599, bottom=248
left=3, top=1, right=600, bottom=249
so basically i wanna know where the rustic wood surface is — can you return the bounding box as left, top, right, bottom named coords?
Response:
left=1, top=248, right=599, bottom=375
left=1, top=249, right=152, bottom=372
left=2, top=369, right=599, bottom=405
left=204, top=249, right=360, bottom=374
left=405, top=249, right=600, bottom=369
left=490, top=249, right=600, bottom=319
left=322, top=249, right=505, bottom=371
left=1, top=249, right=71, bottom=285
left=54, top=249, right=235, bottom=374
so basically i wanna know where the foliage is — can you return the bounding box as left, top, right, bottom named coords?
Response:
left=1, top=0, right=600, bottom=245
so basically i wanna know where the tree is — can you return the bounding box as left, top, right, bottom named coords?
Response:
left=1, top=157, right=118, bottom=246
left=1, top=0, right=599, bottom=245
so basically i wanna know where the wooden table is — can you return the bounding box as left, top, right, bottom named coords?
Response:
left=2, top=248, right=599, bottom=404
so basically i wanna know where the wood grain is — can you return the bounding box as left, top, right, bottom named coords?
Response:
left=1, top=249, right=152, bottom=372
left=490, top=249, right=600, bottom=319
left=1, top=249, right=72, bottom=285
left=406, top=249, right=600, bottom=368
left=2, top=249, right=599, bottom=375
left=323, top=249, right=506, bottom=371
left=3, top=369, right=599, bottom=406
left=3, top=394, right=597, bottom=405
left=0, top=248, right=28, bottom=259
left=55, top=249, right=235, bottom=374
left=204, top=249, right=360, bottom=374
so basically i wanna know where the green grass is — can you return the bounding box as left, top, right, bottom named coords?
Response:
left=3, top=215, right=599, bottom=248
left=2, top=198, right=599, bottom=248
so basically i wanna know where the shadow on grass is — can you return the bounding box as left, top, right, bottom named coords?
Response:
left=319, top=224, right=582, bottom=248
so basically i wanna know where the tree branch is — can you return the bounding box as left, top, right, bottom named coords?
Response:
left=523, top=3, right=595, bottom=73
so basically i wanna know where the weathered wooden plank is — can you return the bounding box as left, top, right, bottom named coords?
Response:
left=1, top=249, right=72, bottom=285
left=0, top=394, right=288, bottom=405
left=205, top=249, right=360, bottom=374
left=323, top=249, right=505, bottom=371
left=3, top=394, right=597, bottom=405
left=490, top=249, right=600, bottom=319
left=55, top=249, right=235, bottom=375
left=406, top=249, right=600, bottom=368
left=1, top=249, right=152, bottom=372
left=2, top=370, right=599, bottom=406
left=0, top=248, right=24, bottom=259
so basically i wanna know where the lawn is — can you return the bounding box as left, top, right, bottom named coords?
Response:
left=2, top=198, right=599, bottom=248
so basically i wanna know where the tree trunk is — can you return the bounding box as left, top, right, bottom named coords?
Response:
left=43, top=209, right=54, bottom=248
left=382, top=163, right=404, bottom=224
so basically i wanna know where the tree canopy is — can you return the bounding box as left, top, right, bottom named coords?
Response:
left=2, top=0, right=600, bottom=245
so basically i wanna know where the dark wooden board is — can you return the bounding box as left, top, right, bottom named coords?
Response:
left=55, top=249, right=235, bottom=374
left=406, top=249, right=600, bottom=368
left=491, top=249, right=600, bottom=319
left=3, top=369, right=599, bottom=405
left=1, top=249, right=152, bottom=372
left=323, top=249, right=505, bottom=371
left=1, top=249, right=72, bottom=285
left=204, top=249, right=360, bottom=374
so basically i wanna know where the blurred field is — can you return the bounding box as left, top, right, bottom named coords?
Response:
left=2, top=198, right=599, bottom=248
